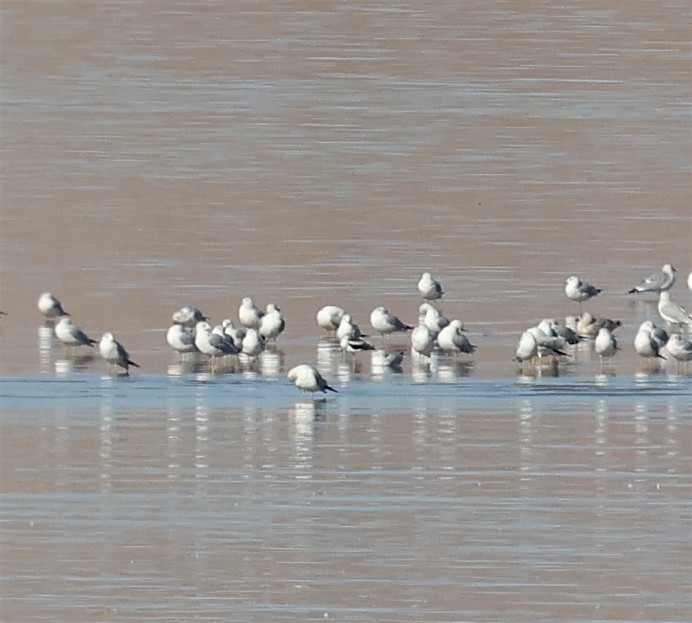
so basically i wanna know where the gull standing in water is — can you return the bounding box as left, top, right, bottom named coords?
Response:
left=336, top=314, right=367, bottom=342
left=411, top=324, right=436, bottom=357
left=259, top=303, right=285, bottom=342
left=594, top=327, right=618, bottom=370
left=418, top=272, right=444, bottom=301
left=634, top=320, right=668, bottom=370
left=627, top=264, right=676, bottom=294
left=238, top=297, right=264, bottom=330
left=658, top=291, right=692, bottom=330
left=195, top=321, right=237, bottom=368
left=565, top=275, right=601, bottom=310
left=38, top=292, right=69, bottom=319
left=437, top=320, right=476, bottom=357
left=370, top=306, right=414, bottom=340
left=54, top=316, right=96, bottom=349
left=99, top=332, right=140, bottom=375
left=166, top=323, right=198, bottom=357
left=665, top=334, right=692, bottom=370
left=287, top=364, right=337, bottom=397
left=316, top=305, right=345, bottom=337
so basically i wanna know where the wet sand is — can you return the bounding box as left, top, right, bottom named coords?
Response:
left=1, top=1, right=691, bottom=621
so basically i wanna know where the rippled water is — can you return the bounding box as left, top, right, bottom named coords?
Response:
left=1, top=1, right=691, bottom=621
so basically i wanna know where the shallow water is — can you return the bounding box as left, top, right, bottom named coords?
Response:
left=1, top=0, right=691, bottom=621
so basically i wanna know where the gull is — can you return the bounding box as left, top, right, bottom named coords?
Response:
left=222, top=319, right=246, bottom=350
left=515, top=330, right=568, bottom=368
left=638, top=320, right=669, bottom=350
left=628, top=264, right=676, bottom=294
left=241, top=328, right=265, bottom=360
left=238, top=297, right=264, bottom=330
left=665, top=334, right=692, bottom=370
left=336, top=314, right=367, bottom=342
left=564, top=275, right=601, bottom=310
left=576, top=312, right=622, bottom=339
left=195, top=321, right=237, bottom=367
left=316, top=305, right=345, bottom=336
left=418, top=272, right=444, bottom=301
left=99, top=332, right=140, bottom=375
left=54, top=317, right=96, bottom=349
left=287, top=364, right=337, bottom=397
left=538, top=318, right=581, bottom=345
left=658, top=291, right=692, bottom=330
left=172, top=305, right=206, bottom=327
left=418, top=303, right=449, bottom=334
left=411, top=324, right=436, bottom=357
left=634, top=325, right=666, bottom=364
left=166, top=323, right=198, bottom=356
left=370, top=306, right=414, bottom=340
left=437, top=320, right=476, bottom=357
left=527, top=324, right=571, bottom=353
left=688, top=271, right=692, bottom=291
left=38, top=292, right=69, bottom=319
left=594, top=327, right=618, bottom=368
left=259, top=303, right=285, bottom=342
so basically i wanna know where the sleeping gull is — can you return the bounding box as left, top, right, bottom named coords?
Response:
left=418, top=272, right=444, bottom=301
left=38, top=292, right=69, bottom=319
left=241, top=328, right=265, bottom=360
left=258, top=303, right=285, bottom=342
left=419, top=303, right=449, bottom=334
left=437, top=320, right=476, bottom=357
left=54, top=316, right=96, bottom=349
left=238, top=297, right=264, bottom=330
left=411, top=323, right=436, bottom=357
left=222, top=319, right=246, bottom=351
left=634, top=323, right=666, bottom=364
left=371, top=349, right=405, bottom=370
left=99, top=332, right=140, bottom=374
left=172, top=305, right=206, bottom=327
left=287, top=364, right=337, bottom=396
left=316, top=305, right=345, bottom=336
left=628, top=264, right=676, bottom=294
left=665, top=333, right=692, bottom=370
left=657, top=291, right=692, bottom=329
left=166, top=323, right=198, bottom=356
left=594, top=327, right=618, bottom=367
left=564, top=275, right=601, bottom=308
left=370, top=306, right=414, bottom=340
left=336, top=314, right=367, bottom=342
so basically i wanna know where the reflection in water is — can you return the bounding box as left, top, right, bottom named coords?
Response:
left=37, top=325, right=53, bottom=373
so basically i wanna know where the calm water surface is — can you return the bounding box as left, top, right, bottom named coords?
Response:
left=1, top=1, right=691, bottom=621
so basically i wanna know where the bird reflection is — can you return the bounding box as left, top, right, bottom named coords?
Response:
left=316, top=340, right=341, bottom=377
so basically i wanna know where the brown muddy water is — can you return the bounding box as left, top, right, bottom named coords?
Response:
left=1, top=1, right=691, bottom=621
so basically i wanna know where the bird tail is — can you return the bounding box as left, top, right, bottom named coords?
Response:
left=128, top=359, right=141, bottom=368
left=325, top=384, right=338, bottom=393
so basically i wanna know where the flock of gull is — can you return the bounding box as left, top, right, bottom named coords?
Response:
left=6, top=266, right=692, bottom=396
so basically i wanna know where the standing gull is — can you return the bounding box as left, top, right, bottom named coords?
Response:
left=195, top=321, right=237, bottom=368
left=316, top=305, right=345, bottom=337
left=287, top=364, right=337, bottom=397
left=238, top=297, right=264, bottom=330
left=418, top=272, right=444, bottom=301
left=628, top=264, right=676, bottom=294
left=166, top=323, right=198, bottom=357
left=564, top=275, right=601, bottom=310
left=99, top=332, right=140, bottom=375
left=54, top=317, right=96, bottom=349
left=665, top=334, right=692, bottom=370
left=38, top=292, right=69, bottom=319
left=657, top=291, right=692, bottom=330
left=437, top=320, right=476, bottom=357
left=594, top=327, right=618, bottom=369
left=259, top=303, right=285, bottom=342
left=370, top=306, right=414, bottom=340
left=634, top=323, right=666, bottom=365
